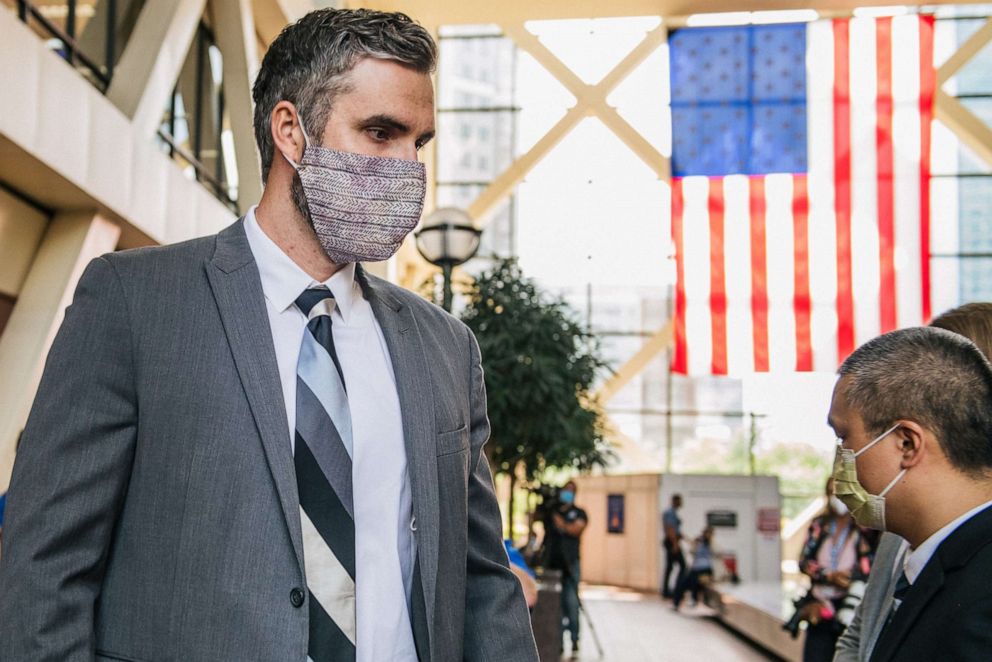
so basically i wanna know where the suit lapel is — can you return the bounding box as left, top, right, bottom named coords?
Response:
left=869, top=555, right=943, bottom=662
left=870, top=505, right=992, bottom=662
left=359, top=267, right=440, bottom=651
left=204, top=220, right=303, bottom=572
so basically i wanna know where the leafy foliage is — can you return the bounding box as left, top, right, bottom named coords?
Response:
left=459, top=259, right=611, bottom=480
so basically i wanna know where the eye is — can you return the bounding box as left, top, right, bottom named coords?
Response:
left=366, top=127, right=390, bottom=142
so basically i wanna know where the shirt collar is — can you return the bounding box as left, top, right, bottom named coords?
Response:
left=904, top=498, right=992, bottom=584
left=243, top=206, right=359, bottom=324
left=309, top=262, right=358, bottom=325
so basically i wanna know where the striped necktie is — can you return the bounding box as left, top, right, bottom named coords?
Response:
left=294, top=287, right=356, bottom=662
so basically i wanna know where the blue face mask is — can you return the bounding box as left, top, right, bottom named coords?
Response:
left=560, top=490, right=575, bottom=504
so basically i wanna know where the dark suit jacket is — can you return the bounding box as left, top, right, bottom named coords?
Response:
left=869, top=504, right=992, bottom=662
left=0, top=220, right=538, bottom=662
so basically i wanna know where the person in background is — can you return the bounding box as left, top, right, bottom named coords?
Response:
left=827, top=326, right=992, bottom=660
left=550, top=480, right=587, bottom=656
left=798, top=478, right=874, bottom=662
left=672, top=526, right=715, bottom=611
left=661, top=493, right=685, bottom=599
left=834, top=302, right=992, bottom=662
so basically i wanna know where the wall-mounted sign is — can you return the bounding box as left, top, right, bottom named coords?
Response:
left=757, top=507, right=781, bottom=534
left=607, top=494, right=624, bottom=534
left=706, top=510, right=738, bottom=528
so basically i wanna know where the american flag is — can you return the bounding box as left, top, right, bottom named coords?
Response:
left=669, top=16, right=935, bottom=375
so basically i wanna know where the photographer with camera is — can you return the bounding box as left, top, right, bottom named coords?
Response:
left=791, top=478, right=875, bottom=662
left=543, top=480, right=588, bottom=656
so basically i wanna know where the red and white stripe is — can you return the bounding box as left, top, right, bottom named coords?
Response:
left=672, top=15, right=934, bottom=376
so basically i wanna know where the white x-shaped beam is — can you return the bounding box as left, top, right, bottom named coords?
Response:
left=466, top=22, right=670, bottom=224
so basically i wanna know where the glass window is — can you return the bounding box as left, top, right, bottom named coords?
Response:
left=960, top=258, right=992, bottom=301
left=436, top=25, right=520, bottom=274
left=931, top=12, right=992, bottom=313
left=438, top=111, right=514, bottom=182
left=156, top=21, right=237, bottom=212
left=439, top=34, right=516, bottom=110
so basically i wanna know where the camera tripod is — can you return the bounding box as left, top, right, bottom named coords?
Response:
left=562, top=560, right=604, bottom=659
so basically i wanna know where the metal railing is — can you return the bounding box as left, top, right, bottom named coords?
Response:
left=156, top=130, right=239, bottom=214
left=156, top=21, right=239, bottom=214
left=17, top=0, right=117, bottom=92
left=16, top=1, right=238, bottom=213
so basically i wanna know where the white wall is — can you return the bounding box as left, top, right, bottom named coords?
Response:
left=659, top=473, right=781, bottom=584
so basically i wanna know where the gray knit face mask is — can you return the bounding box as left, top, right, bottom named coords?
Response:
left=284, top=120, right=426, bottom=264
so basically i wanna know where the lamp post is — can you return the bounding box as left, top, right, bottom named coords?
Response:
left=414, top=207, right=482, bottom=312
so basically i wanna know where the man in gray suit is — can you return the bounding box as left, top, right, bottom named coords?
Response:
left=0, top=8, right=538, bottom=662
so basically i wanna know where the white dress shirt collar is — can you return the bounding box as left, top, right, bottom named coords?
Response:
left=904, top=499, right=992, bottom=584
left=244, top=205, right=359, bottom=324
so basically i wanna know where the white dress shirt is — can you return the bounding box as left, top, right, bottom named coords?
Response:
left=904, top=499, right=992, bottom=584
left=244, top=207, right=418, bottom=661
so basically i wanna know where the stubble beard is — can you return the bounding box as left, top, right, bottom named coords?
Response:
left=290, top=174, right=314, bottom=232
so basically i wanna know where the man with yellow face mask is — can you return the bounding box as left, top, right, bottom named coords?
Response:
left=835, top=302, right=992, bottom=662
left=827, top=326, right=992, bottom=662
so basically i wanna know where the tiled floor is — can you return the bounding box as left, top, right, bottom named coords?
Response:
left=560, top=585, right=779, bottom=662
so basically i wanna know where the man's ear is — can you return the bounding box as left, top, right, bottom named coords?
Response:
left=270, top=101, right=307, bottom=165
left=894, top=420, right=927, bottom=468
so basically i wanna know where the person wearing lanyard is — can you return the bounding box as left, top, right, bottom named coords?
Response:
left=798, top=478, right=875, bottom=662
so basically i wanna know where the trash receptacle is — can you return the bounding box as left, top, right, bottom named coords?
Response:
left=532, top=569, right=562, bottom=662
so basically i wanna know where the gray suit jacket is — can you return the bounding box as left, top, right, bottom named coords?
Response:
left=834, top=532, right=904, bottom=662
left=0, top=220, right=538, bottom=662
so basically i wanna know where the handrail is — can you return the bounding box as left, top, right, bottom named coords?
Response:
left=156, top=130, right=239, bottom=213
left=17, top=0, right=111, bottom=90
left=15, top=0, right=239, bottom=214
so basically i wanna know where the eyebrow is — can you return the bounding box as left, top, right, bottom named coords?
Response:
left=360, top=114, right=435, bottom=143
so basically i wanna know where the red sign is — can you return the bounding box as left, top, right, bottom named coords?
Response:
left=757, top=507, right=780, bottom=534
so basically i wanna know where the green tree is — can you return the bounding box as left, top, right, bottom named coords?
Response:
left=459, top=259, right=611, bottom=512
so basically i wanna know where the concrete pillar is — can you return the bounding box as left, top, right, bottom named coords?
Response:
left=106, top=0, right=207, bottom=138
left=0, top=188, right=49, bottom=299
left=0, top=212, right=121, bottom=491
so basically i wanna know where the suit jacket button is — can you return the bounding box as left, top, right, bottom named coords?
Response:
left=290, top=588, right=305, bottom=608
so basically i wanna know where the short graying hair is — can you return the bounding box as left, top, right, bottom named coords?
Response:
left=252, top=8, right=437, bottom=182
left=838, top=326, right=992, bottom=475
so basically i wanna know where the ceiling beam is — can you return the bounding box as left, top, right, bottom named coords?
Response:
left=595, top=322, right=673, bottom=405
left=353, top=0, right=987, bottom=25
left=935, top=90, right=992, bottom=168
left=253, top=0, right=312, bottom=48
left=466, top=108, right=583, bottom=223
left=106, top=0, right=206, bottom=138
left=466, top=22, right=667, bottom=224
left=938, top=16, right=992, bottom=85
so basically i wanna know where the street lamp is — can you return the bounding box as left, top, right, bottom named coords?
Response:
left=414, top=207, right=482, bottom=312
